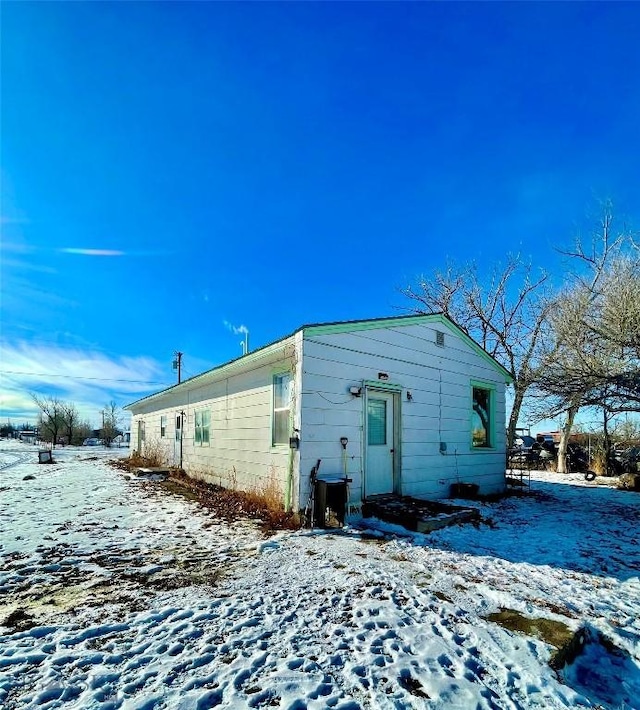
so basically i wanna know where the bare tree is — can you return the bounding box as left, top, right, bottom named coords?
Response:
left=76, top=420, right=93, bottom=445
left=612, top=415, right=640, bottom=446
left=404, top=256, right=551, bottom=447
left=101, top=401, right=121, bottom=448
left=32, top=394, right=64, bottom=447
left=60, top=402, right=81, bottom=446
left=534, top=204, right=639, bottom=471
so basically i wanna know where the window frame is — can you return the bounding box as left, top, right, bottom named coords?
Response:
left=367, top=397, right=388, bottom=446
left=194, top=409, right=211, bottom=447
left=470, top=381, right=496, bottom=450
left=272, top=371, right=292, bottom=447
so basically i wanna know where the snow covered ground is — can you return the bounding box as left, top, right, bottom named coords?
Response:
left=1, top=440, right=638, bottom=709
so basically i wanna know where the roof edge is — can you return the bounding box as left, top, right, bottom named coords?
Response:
left=126, top=311, right=512, bottom=410
left=125, top=332, right=297, bottom=411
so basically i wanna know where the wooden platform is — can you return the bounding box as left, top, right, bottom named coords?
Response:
left=362, top=494, right=480, bottom=533
left=133, top=467, right=171, bottom=478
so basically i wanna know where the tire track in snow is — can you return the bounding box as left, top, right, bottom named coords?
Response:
left=0, top=450, right=32, bottom=472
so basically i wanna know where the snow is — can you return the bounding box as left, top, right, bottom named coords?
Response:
left=1, top=440, right=639, bottom=709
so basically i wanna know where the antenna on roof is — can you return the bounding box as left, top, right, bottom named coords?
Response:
left=240, top=330, right=249, bottom=355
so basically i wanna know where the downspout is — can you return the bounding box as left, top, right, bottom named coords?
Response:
left=284, top=347, right=298, bottom=512
left=284, top=379, right=294, bottom=512
left=180, top=389, right=191, bottom=471
left=285, top=444, right=294, bottom=512
left=285, top=333, right=303, bottom=512
left=362, top=385, right=367, bottom=501
left=179, top=410, right=185, bottom=469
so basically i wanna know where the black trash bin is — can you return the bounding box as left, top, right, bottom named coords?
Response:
left=449, top=482, right=479, bottom=499
left=313, top=475, right=348, bottom=528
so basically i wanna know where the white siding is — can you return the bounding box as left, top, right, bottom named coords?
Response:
left=298, top=321, right=508, bottom=508
left=130, top=340, right=298, bottom=503
left=128, top=317, right=508, bottom=515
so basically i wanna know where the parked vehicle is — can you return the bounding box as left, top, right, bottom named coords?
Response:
left=82, top=438, right=103, bottom=446
left=614, top=446, right=640, bottom=473
left=508, top=435, right=539, bottom=467
left=532, top=437, right=557, bottom=470
left=565, top=443, right=590, bottom=472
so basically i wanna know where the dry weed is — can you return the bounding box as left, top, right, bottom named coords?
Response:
left=166, top=469, right=299, bottom=534
left=110, top=439, right=170, bottom=472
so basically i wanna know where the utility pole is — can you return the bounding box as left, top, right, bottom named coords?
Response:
left=173, top=351, right=183, bottom=383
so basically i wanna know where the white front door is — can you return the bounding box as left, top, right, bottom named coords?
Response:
left=137, top=420, right=145, bottom=455
left=366, top=391, right=395, bottom=496
left=173, top=413, right=183, bottom=466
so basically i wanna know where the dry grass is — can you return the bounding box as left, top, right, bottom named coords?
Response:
left=109, top=454, right=299, bottom=533
left=486, top=608, right=574, bottom=655
left=162, top=469, right=300, bottom=534
left=111, top=439, right=169, bottom=471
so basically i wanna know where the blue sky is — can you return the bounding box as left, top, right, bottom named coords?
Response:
left=1, top=2, right=639, bottom=428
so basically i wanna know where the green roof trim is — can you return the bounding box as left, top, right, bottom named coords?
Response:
left=303, top=314, right=438, bottom=336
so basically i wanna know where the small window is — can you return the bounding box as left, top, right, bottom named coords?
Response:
left=472, top=386, right=491, bottom=448
left=160, top=415, right=167, bottom=438
left=436, top=330, right=445, bottom=347
left=195, top=410, right=210, bottom=446
left=367, top=399, right=387, bottom=445
left=272, top=373, right=292, bottom=445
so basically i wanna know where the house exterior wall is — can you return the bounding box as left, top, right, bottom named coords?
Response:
left=297, top=319, right=508, bottom=511
left=129, top=338, right=299, bottom=503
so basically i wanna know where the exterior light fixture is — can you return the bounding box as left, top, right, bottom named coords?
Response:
left=349, top=386, right=362, bottom=397
left=378, top=372, right=389, bottom=381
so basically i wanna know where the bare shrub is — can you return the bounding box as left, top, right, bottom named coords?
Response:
left=248, top=466, right=282, bottom=510
left=115, top=438, right=169, bottom=471
left=591, top=451, right=607, bottom=476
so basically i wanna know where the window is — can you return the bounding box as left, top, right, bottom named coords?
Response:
left=160, top=415, right=167, bottom=438
left=194, top=410, right=210, bottom=446
left=472, top=386, right=492, bottom=448
left=272, top=373, right=292, bottom=445
left=367, top=399, right=387, bottom=445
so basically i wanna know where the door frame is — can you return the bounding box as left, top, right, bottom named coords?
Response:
left=363, top=382, right=402, bottom=499
left=174, top=411, right=184, bottom=468
left=137, top=419, right=145, bottom=455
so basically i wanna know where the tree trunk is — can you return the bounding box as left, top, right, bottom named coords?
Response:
left=603, top=409, right=611, bottom=476
left=557, top=404, right=579, bottom=473
left=507, top=385, right=526, bottom=449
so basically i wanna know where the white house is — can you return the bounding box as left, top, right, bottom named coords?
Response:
left=126, top=314, right=512, bottom=515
